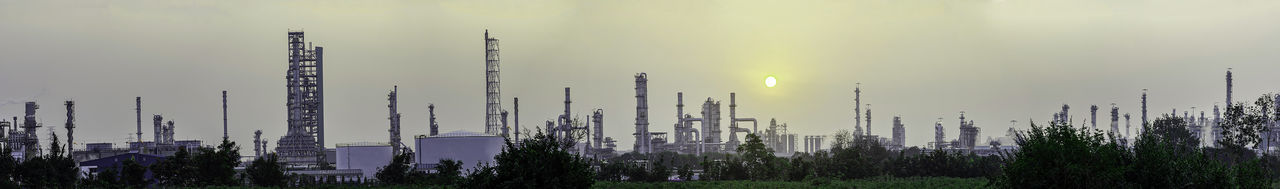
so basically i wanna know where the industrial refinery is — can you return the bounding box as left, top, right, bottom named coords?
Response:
left=4, top=1, right=1280, bottom=187
left=0, top=29, right=1267, bottom=183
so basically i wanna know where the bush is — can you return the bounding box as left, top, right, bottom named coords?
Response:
left=246, top=153, right=287, bottom=187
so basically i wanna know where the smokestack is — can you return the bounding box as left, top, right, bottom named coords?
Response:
left=136, top=97, right=142, bottom=142
left=1227, top=68, right=1233, bottom=106
left=222, top=90, right=228, bottom=142
left=65, top=101, right=74, bottom=154
left=1141, top=89, right=1148, bottom=126
left=429, top=104, right=439, bottom=136
left=676, top=92, right=684, bottom=148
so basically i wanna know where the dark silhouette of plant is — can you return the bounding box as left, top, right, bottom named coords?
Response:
left=246, top=153, right=286, bottom=187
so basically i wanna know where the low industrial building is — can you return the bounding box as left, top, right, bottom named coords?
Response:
left=414, top=131, right=503, bottom=170
left=335, top=142, right=393, bottom=178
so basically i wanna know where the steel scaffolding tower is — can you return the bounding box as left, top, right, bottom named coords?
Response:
left=388, top=86, right=402, bottom=155
left=485, top=30, right=503, bottom=135
left=278, top=31, right=325, bottom=167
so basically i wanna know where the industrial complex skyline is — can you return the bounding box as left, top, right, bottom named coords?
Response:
left=3, top=0, right=1280, bottom=156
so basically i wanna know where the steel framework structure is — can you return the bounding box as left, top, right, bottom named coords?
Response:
left=278, top=31, right=325, bottom=167
left=485, top=30, right=503, bottom=135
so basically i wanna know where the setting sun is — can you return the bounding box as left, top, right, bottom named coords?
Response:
left=765, top=76, right=777, bottom=88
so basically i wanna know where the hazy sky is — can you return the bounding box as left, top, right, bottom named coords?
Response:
left=3, top=0, right=1280, bottom=155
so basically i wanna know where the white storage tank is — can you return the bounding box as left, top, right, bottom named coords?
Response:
left=414, top=131, right=504, bottom=170
left=336, top=142, right=394, bottom=178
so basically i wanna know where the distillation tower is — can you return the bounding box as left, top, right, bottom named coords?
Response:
left=634, top=73, right=650, bottom=153
left=278, top=31, right=326, bottom=167
left=388, top=86, right=403, bottom=154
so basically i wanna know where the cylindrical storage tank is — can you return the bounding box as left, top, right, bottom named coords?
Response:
left=415, top=131, right=504, bottom=170
left=336, top=142, right=393, bottom=178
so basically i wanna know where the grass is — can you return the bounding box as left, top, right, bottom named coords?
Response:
left=592, top=177, right=993, bottom=189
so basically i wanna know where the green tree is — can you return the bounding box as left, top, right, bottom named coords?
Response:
left=81, top=165, right=121, bottom=188
left=190, top=139, right=241, bottom=186
left=677, top=164, right=693, bottom=181
left=150, top=147, right=193, bottom=186
left=471, top=130, right=594, bottom=188
left=427, top=159, right=463, bottom=185
left=375, top=151, right=422, bottom=185
left=120, top=158, right=148, bottom=188
left=14, top=132, right=78, bottom=188
left=999, top=122, right=1131, bottom=188
left=739, top=133, right=780, bottom=181
left=246, top=153, right=287, bottom=187
left=0, top=148, right=17, bottom=188
left=1219, top=94, right=1275, bottom=156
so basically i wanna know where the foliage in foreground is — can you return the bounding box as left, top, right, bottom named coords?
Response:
left=464, top=130, right=595, bottom=188
left=592, top=177, right=991, bottom=189
left=999, top=115, right=1271, bottom=188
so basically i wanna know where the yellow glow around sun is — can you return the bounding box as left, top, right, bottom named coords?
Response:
left=765, top=76, right=777, bottom=87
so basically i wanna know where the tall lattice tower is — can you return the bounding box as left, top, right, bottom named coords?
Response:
left=279, top=31, right=325, bottom=167
left=485, top=30, right=503, bottom=135
left=388, top=86, right=403, bottom=154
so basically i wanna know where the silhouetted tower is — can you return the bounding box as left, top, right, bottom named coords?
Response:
left=1110, top=104, right=1119, bottom=134
left=506, top=98, right=512, bottom=141
left=388, top=86, right=402, bottom=154
left=484, top=30, right=503, bottom=135
left=934, top=118, right=944, bottom=149
left=21, top=102, right=41, bottom=159
left=429, top=104, right=439, bottom=136
left=1213, top=105, right=1222, bottom=147
left=865, top=104, right=872, bottom=136
left=1091, top=105, right=1098, bottom=129
left=634, top=73, right=650, bottom=153
left=593, top=109, right=604, bottom=150
left=558, top=87, right=572, bottom=139
left=223, top=90, right=229, bottom=141
left=1227, top=68, right=1233, bottom=105
left=281, top=31, right=325, bottom=166
left=1141, top=89, right=1149, bottom=126
left=153, top=115, right=163, bottom=144
left=854, top=83, right=862, bottom=135
left=502, top=111, right=510, bottom=138
left=1124, top=113, right=1132, bottom=139
left=254, top=130, right=263, bottom=157
left=64, top=101, right=74, bottom=154
left=136, top=97, right=142, bottom=142
left=892, top=116, right=905, bottom=148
